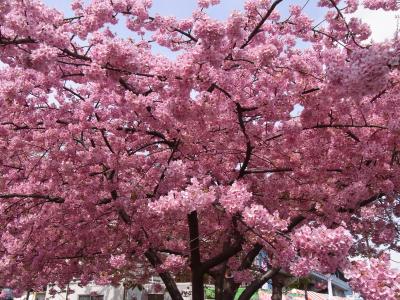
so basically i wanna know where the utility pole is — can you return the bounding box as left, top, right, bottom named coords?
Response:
left=327, top=275, right=333, bottom=300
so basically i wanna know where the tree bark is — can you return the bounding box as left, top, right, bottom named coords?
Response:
left=144, top=250, right=183, bottom=300
left=218, top=243, right=263, bottom=300
left=304, top=279, right=308, bottom=300
left=214, top=271, right=224, bottom=300
left=237, top=269, right=279, bottom=300
left=212, top=241, right=234, bottom=300
left=230, top=243, right=263, bottom=296
left=271, top=274, right=284, bottom=300
left=221, top=279, right=236, bottom=300
left=192, top=269, right=205, bottom=300
left=212, top=269, right=236, bottom=300
left=188, top=211, right=204, bottom=300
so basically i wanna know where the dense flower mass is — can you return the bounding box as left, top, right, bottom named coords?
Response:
left=0, top=0, right=399, bottom=300
left=344, top=255, right=400, bottom=300
left=290, top=225, right=353, bottom=276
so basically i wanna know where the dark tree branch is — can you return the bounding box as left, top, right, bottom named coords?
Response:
left=301, top=87, right=320, bottom=95
left=127, top=140, right=171, bottom=156
left=244, top=168, right=293, bottom=175
left=119, top=78, right=153, bottom=96
left=0, top=193, right=64, bottom=203
left=174, top=28, right=198, bottom=42
left=240, top=0, right=285, bottom=49
left=265, top=133, right=284, bottom=142
left=147, top=16, right=198, bottom=43
left=236, top=103, right=254, bottom=179
left=157, top=249, right=186, bottom=257
left=188, top=211, right=201, bottom=269
left=237, top=268, right=280, bottom=300
left=145, top=250, right=184, bottom=300
left=338, top=193, right=385, bottom=213
left=370, top=88, right=387, bottom=103
left=150, top=139, right=180, bottom=197
left=345, top=130, right=360, bottom=142
left=61, top=48, right=92, bottom=61
left=326, top=0, right=364, bottom=48
left=0, top=36, right=36, bottom=46
left=119, top=78, right=138, bottom=95
left=97, top=198, right=112, bottom=205
left=239, top=243, right=263, bottom=270
left=224, top=243, right=264, bottom=300
left=202, top=237, right=243, bottom=271
left=304, top=123, right=387, bottom=130
left=98, top=168, right=132, bottom=225
left=284, top=215, right=306, bottom=233
left=118, top=208, right=132, bottom=225
left=239, top=141, right=253, bottom=178
left=202, top=214, right=244, bottom=274
left=57, top=60, right=90, bottom=67
left=100, top=129, right=115, bottom=154
left=63, top=86, right=85, bottom=100
left=188, top=211, right=205, bottom=300
left=207, top=83, right=232, bottom=99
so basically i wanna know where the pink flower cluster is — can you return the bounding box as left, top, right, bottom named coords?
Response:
left=197, top=0, right=220, bottom=9
left=243, top=205, right=288, bottom=238
left=327, top=45, right=393, bottom=98
left=0, top=0, right=399, bottom=296
left=344, top=255, right=400, bottom=300
left=148, top=178, right=216, bottom=215
left=363, top=0, right=398, bottom=10
left=290, top=225, right=353, bottom=275
left=219, top=181, right=252, bottom=214
left=158, top=255, right=187, bottom=273
left=110, top=254, right=127, bottom=269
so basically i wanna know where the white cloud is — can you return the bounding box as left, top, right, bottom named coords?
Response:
left=352, top=8, right=398, bottom=42
left=391, top=250, right=400, bottom=270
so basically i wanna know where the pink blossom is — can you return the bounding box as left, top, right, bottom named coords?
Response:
left=344, top=255, right=400, bottom=300
left=110, top=254, right=126, bottom=269
left=0, top=0, right=399, bottom=298
left=197, top=0, right=220, bottom=8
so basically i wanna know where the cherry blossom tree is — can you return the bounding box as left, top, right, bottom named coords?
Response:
left=0, top=0, right=399, bottom=300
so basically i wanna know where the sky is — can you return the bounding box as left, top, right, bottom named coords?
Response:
left=41, top=0, right=399, bottom=58
left=43, top=0, right=324, bottom=20
left=42, top=0, right=327, bottom=57
left=353, top=7, right=398, bottom=41
left=42, top=0, right=399, bottom=42
left=41, top=0, right=400, bottom=269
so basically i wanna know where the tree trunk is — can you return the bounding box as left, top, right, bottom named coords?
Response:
left=228, top=243, right=263, bottom=300
left=271, top=274, right=284, bottom=300
left=304, top=280, right=308, bottom=300
left=212, top=243, right=237, bottom=300
left=222, top=281, right=236, bottom=300
left=192, top=269, right=205, bottom=300
left=237, top=269, right=279, bottom=300
left=188, top=211, right=204, bottom=300
left=212, top=271, right=239, bottom=300
left=144, top=250, right=183, bottom=300
left=123, top=285, right=127, bottom=300
left=214, top=272, right=224, bottom=300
